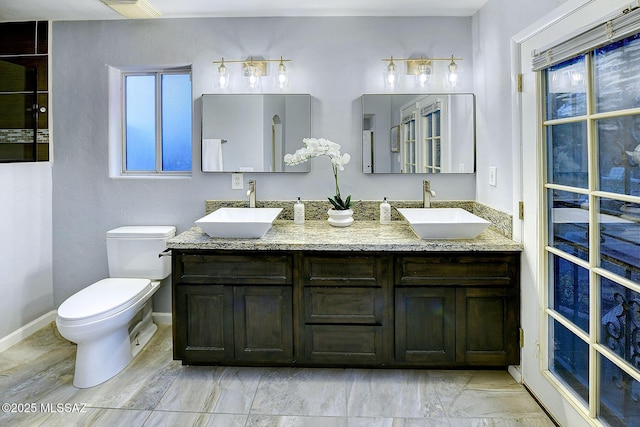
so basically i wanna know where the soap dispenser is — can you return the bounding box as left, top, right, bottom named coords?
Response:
left=294, top=197, right=305, bottom=224
left=380, top=197, right=391, bottom=224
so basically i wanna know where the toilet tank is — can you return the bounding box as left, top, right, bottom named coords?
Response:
left=106, top=226, right=176, bottom=279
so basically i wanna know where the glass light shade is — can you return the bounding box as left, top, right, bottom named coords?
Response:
left=416, top=63, right=432, bottom=88
left=384, top=62, right=398, bottom=89
left=216, top=63, right=229, bottom=90
left=446, top=59, right=460, bottom=88
left=276, top=62, right=288, bottom=90
left=243, top=64, right=261, bottom=90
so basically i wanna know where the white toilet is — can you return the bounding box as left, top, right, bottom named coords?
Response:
left=56, top=225, right=176, bottom=388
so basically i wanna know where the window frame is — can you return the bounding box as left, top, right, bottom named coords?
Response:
left=119, top=67, right=192, bottom=177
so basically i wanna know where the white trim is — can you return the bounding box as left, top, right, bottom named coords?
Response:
left=0, top=310, right=57, bottom=353
left=152, top=312, right=172, bottom=325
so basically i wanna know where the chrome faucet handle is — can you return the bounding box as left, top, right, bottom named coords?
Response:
left=247, top=180, right=257, bottom=207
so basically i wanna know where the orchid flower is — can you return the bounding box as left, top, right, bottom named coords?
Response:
left=284, top=138, right=354, bottom=210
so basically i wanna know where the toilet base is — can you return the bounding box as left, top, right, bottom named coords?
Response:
left=69, top=300, right=158, bottom=389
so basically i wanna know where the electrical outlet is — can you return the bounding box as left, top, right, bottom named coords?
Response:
left=489, top=166, right=497, bottom=187
left=231, top=173, right=243, bottom=189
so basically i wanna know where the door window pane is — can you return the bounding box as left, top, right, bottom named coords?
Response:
left=548, top=190, right=589, bottom=259
left=125, top=75, right=156, bottom=171
left=550, top=254, right=589, bottom=332
left=598, top=197, right=640, bottom=279
left=161, top=74, right=192, bottom=171
left=594, top=34, right=640, bottom=113
left=550, top=318, right=590, bottom=404
left=601, top=277, right=640, bottom=367
left=548, top=122, right=588, bottom=188
left=598, top=116, right=640, bottom=196
left=599, top=355, right=640, bottom=426
left=546, top=56, right=587, bottom=120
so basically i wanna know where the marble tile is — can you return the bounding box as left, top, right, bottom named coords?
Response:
left=427, top=370, right=546, bottom=419
left=204, top=413, right=249, bottom=427
left=347, top=417, right=451, bottom=427
left=446, top=418, right=556, bottom=426
left=155, top=366, right=222, bottom=412
left=210, top=366, right=264, bottom=414
left=251, top=367, right=347, bottom=417
left=143, top=410, right=210, bottom=426
left=0, top=323, right=554, bottom=426
left=346, top=369, right=446, bottom=418
left=246, top=414, right=349, bottom=427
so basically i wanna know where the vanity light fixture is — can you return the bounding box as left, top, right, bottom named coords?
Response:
left=212, top=57, right=292, bottom=91
left=382, top=54, right=462, bottom=89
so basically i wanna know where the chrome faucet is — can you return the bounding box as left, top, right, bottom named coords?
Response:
left=423, top=180, right=436, bottom=208
left=247, top=180, right=257, bottom=208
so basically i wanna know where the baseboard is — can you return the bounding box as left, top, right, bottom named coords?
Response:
left=508, top=364, right=523, bottom=383
left=152, top=312, right=172, bottom=325
left=0, top=310, right=57, bottom=353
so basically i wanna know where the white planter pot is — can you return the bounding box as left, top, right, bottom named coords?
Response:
left=327, top=208, right=354, bottom=227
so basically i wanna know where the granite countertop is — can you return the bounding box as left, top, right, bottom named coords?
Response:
left=167, top=220, right=522, bottom=252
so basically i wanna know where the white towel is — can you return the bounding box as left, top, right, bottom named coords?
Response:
left=202, top=138, right=224, bottom=171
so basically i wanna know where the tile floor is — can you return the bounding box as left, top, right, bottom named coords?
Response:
left=0, top=323, right=555, bottom=426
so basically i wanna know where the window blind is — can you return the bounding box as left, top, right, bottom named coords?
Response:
left=532, top=4, right=640, bottom=71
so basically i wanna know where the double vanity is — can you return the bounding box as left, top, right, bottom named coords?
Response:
left=168, top=201, right=522, bottom=369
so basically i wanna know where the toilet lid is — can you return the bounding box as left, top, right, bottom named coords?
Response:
left=57, top=278, right=152, bottom=321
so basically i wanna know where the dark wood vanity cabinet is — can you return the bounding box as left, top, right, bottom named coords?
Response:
left=298, top=253, right=391, bottom=365
left=394, top=253, right=520, bottom=366
left=171, top=249, right=520, bottom=368
left=172, top=251, right=293, bottom=365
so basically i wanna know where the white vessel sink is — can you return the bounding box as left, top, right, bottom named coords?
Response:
left=397, top=208, right=491, bottom=239
left=195, top=207, right=283, bottom=238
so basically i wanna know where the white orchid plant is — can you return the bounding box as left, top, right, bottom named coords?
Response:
left=284, top=138, right=354, bottom=210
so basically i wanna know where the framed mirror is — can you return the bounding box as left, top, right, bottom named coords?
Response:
left=201, top=94, right=311, bottom=172
left=362, top=93, right=475, bottom=174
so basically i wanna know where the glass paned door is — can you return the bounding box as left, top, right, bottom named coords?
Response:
left=543, top=33, right=640, bottom=426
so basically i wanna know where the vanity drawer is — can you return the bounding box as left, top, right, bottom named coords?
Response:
left=303, top=325, right=384, bottom=364
left=179, top=252, right=292, bottom=285
left=396, top=253, right=518, bottom=287
left=304, top=287, right=383, bottom=324
left=302, top=254, right=383, bottom=286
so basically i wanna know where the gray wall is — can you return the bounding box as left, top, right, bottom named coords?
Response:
left=52, top=17, right=474, bottom=311
left=472, top=0, right=568, bottom=212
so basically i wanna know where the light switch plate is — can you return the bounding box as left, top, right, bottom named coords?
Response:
left=231, top=173, right=243, bottom=189
left=489, top=166, right=497, bottom=187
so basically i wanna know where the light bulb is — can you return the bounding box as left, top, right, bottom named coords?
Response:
left=244, top=64, right=260, bottom=90
left=447, top=56, right=459, bottom=88
left=217, top=61, right=229, bottom=90
left=416, top=62, right=432, bottom=88
left=384, top=57, right=398, bottom=89
left=276, top=59, right=288, bottom=90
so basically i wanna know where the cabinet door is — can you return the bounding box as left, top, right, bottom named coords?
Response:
left=234, top=286, right=293, bottom=363
left=456, top=287, right=519, bottom=366
left=395, top=287, right=456, bottom=364
left=174, top=285, right=234, bottom=363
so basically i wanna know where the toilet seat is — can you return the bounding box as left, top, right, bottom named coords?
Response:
left=57, top=278, right=152, bottom=324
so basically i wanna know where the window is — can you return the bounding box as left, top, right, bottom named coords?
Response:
left=421, top=102, right=442, bottom=173
left=541, top=25, right=640, bottom=426
left=122, top=69, right=192, bottom=175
